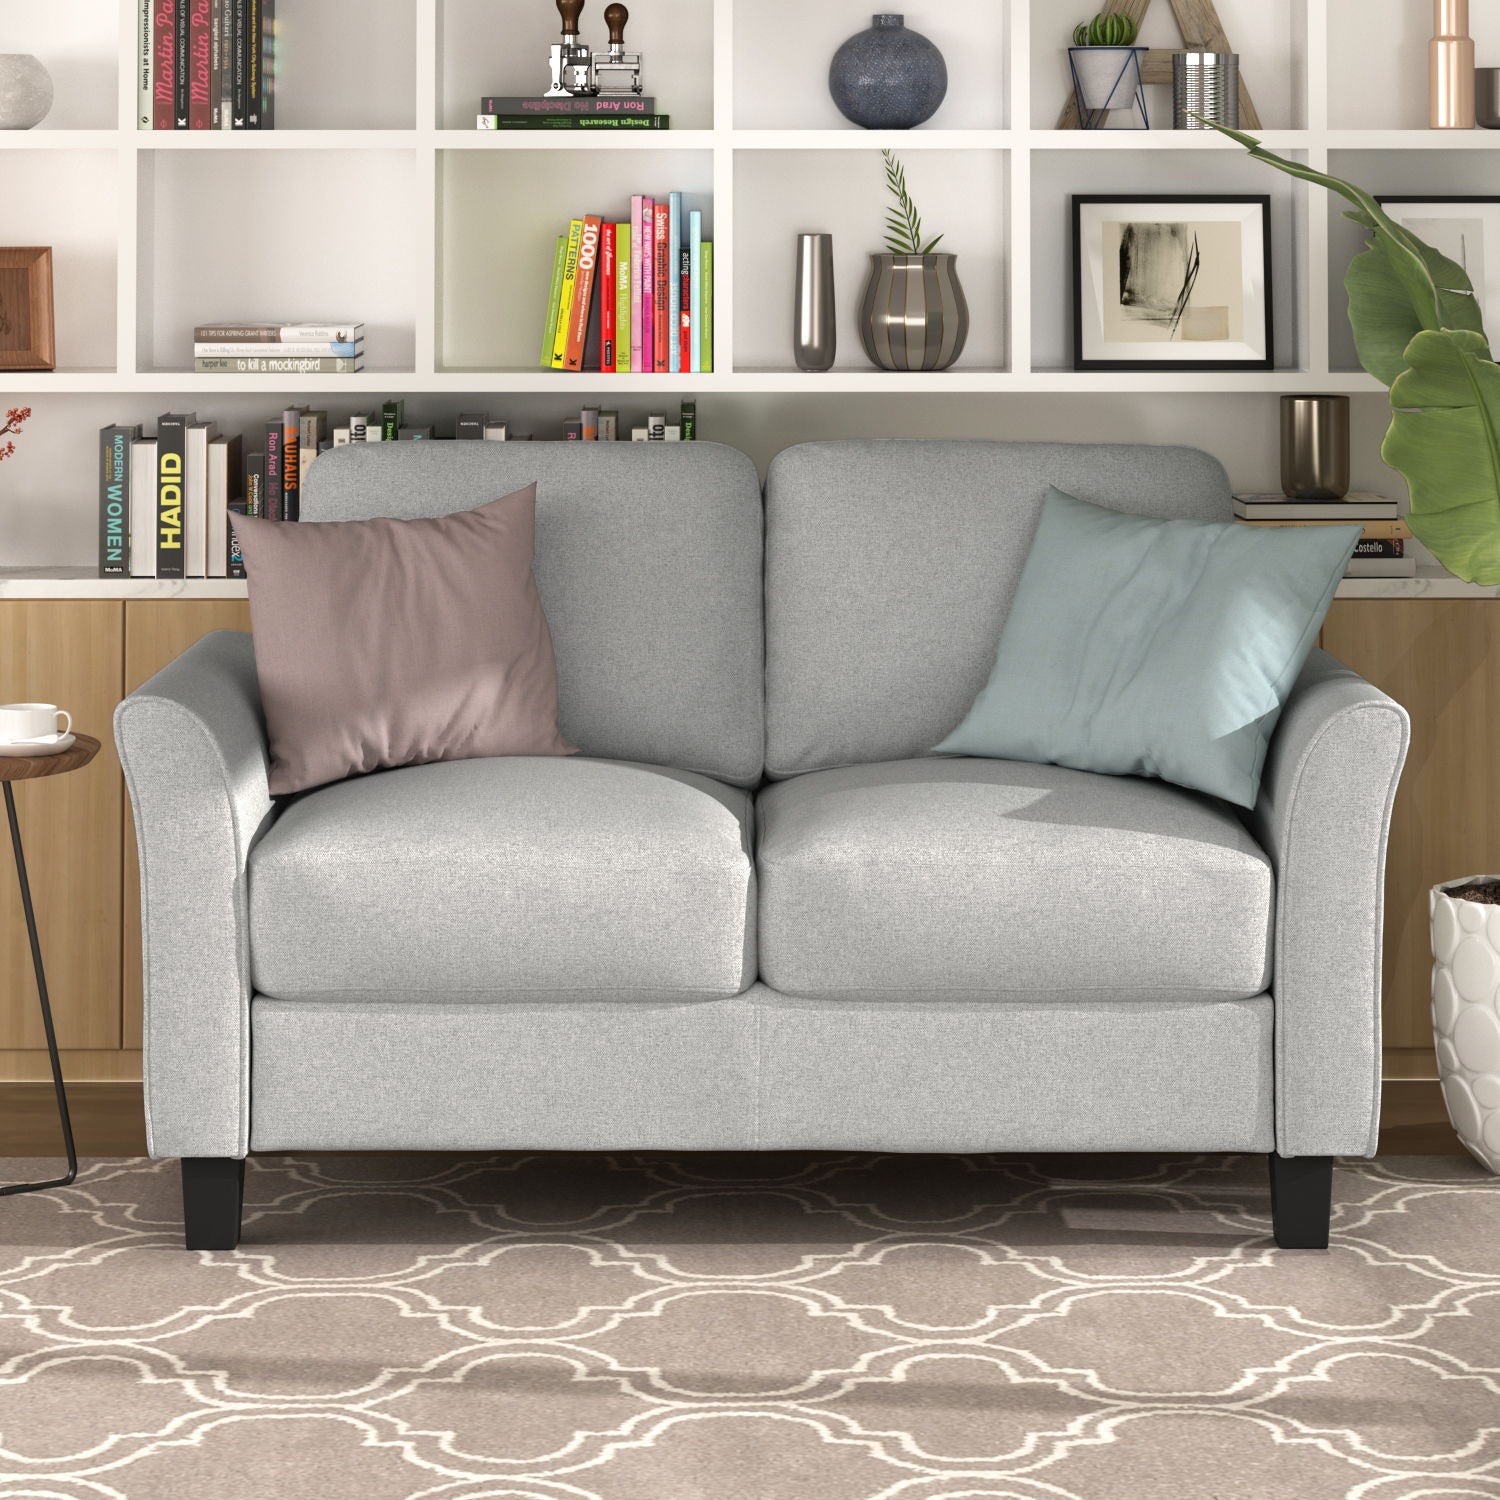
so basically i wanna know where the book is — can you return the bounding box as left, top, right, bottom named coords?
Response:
left=648, top=413, right=666, bottom=441
left=689, top=210, right=703, bottom=376
left=563, top=421, right=582, bottom=440
left=481, top=94, right=657, bottom=115
left=553, top=219, right=584, bottom=370
left=679, top=240, right=692, bottom=374
left=380, top=400, right=403, bottom=441
left=582, top=273, right=603, bottom=372
left=174, top=0, right=191, bottom=127
left=192, top=340, right=363, bottom=356
left=1346, top=557, right=1417, bottom=578
left=479, top=113, right=671, bottom=130
left=581, top=407, right=600, bottom=441
left=264, top=419, right=282, bottom=520
left=348, top=413, right=369, bottom=444
left=680, top=400, right=696, bottom=442
left=206, top=434, right=241, bottom=577
left=653, top=203, right=670, bottom=372
left=212, top=0, right=230, bottom=127
left=700, top=242, right=713, bottom=373
left=668, top=192, right=683, bottom=375
left=243, top=0, right=261, bottom=126
left=193, top=321, right=363, bottom=341
left=600, top=222, right=617, bottom=373
left=541, top=236, right=566, bottom=369
left=599, top=410, right=618, bottom=441
left=227, top=502, right=246, bottom=578
left=457, top=413, right=487, bottom=440
left=244, top=450, right=265, bottom=517
left=231, top=0, right=248, bottom=126
left=615, top=222, right=631, bottom=374
left=193, top=356, right=365, bottom=374
left=130, top=439, right=159, bottom=576
left=484, top=422, right=510, bottom=440
left=639, top=196, right=653, bottom=377
left=399, top=426, right=434, bottom=439
left=156, top=412, right=194, bottom=577
left=260, top=0, right=275, bottom=129
left=184, top=418, right=218, bottom=574
left=188, top=0, right=212, bottom=128
left=566, top=216, right=603, bottom=372
left=299, top=410, right=328, bottom=484
left=1234, top=517, right=1412, bottom=540
left=154, top=0, right=177, bottom=130
left=1232, top=491, right=1399, bottom=520
left=279, top=408, right=305, bottom=522
left=99, top=424, right=141, bottom=577
left=138, top=0, right=155, bottom=128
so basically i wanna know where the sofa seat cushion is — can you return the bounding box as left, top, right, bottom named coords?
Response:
left=249, top=757, right=756, bottom=1002
left=757, top=758, right=1272, bottom=1002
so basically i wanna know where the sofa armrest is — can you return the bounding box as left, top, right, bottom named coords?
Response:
left=115, top=631, right=276, bottom=1159
left=1246, top=648, right=1410, bottom=1159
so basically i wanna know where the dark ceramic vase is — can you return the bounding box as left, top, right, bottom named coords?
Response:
left=829, top=14, right=948, bottom=130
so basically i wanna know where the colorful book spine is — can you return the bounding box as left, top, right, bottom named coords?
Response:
left=680, top=400, right=697, bottom=441
left=156, top=412, right=193, bottom=577
left=193, top=356, right=364, bottom=374
left=566, top=215, right=602, bottom=372
left=243, top=0, right=261, bottom=128
left=380, top=400, right=403, bottom=441
left=478, top=113, right=671, bottom=130
left=244, top=451, right=265, bottom=518
left=639, top=197, right=653, bottom=377
left=679, top=240, right=691, bottom=374
left=263, top=419, right=281, bottom=521
left=173, top=0, right=190, bottom=126
left=193, top=341, right=363, bottom=356
left=194, top=322, right=364, bottom=341
left=581, top=407, right=600, bottom=441
left=615, top=223, right=632, bottom=374
left=701, top=242, right=713, bottom=373
left=139, top=0, right=155, bottom=128
left=480, top=95, right=658, bottom=115
left=98, top=424, right=140, bottom=577
left=188, top=0, right=212, bottom=128
left=280, top=407, right=302, bottom=521
left=130, top=439, right=158, bottom=577
left=600, top=222, right=617, bottom=373
left=668, top=192, right=683, bottom=375
left=227, top=502, right=247, bottom=578
left=213, top=0, right=232, bottom=127
left=541, top=235, right=566, bottom=369
left=153, top=0, right=177, bottom=130
left=689, top=210, right=703, bottom=375
left=552, top=218, right=584, bottom=369
left=230, top=0, right=247, bottom=125
left=653, top=203, right=670, bottom=373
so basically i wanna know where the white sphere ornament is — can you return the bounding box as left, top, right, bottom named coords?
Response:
left=0, top=55, right=54, bottom=130
left=1432, top=876, right=1500, bottom=1173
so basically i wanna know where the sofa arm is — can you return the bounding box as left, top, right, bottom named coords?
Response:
left=115, top=631, right=276, bottom=1160
left=1247, top=647, right=1410, bottom=1159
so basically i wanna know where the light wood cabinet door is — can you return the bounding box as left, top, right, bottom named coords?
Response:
left=1322, top=600, right=1500, bottom=1079
left=0, top=602, right=125, bottom=1051
left=121, top=601, right=253, bottom=1050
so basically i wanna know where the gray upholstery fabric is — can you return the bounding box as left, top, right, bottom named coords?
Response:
left=301, top=441, right=765, bottom=785
left=1247, top=649, right=1410, bottom=1159
left=763, top=441, right=1232, bottom=777
left=249, top=756, right=756, bottom=1002
left=249, top=985, right=1272, bottom=1154
left=114, top=631, right=277, bottom=1159
left=758, top=758, right=1272, bottom=1002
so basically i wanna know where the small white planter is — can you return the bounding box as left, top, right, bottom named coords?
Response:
left=1068, top=46, right=1147, bottom=118
left=1431, top=875, right=1500, bottom=1173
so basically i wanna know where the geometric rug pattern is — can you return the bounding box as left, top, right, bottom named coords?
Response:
left=1, top=1152, right=1498, bottom=1499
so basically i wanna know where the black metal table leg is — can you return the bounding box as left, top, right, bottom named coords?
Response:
left=0, top=780, right=78, bottom=1197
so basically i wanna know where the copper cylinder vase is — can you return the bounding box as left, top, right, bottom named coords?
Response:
left=1281, top=395, right=1351, bottom=500
left=858, top=252, right=969, bottom=372
left=1432, top=0, right=1476, bottom=129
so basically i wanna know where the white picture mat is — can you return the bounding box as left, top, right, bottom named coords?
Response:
left=1381, top=200, right=1500, bottom=342
left=1078, top=200, right=1269, bottom=363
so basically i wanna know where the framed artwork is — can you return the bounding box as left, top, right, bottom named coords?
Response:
left=1072, top=196, right=1274, bottom=372
left=0, top=248, right=55, bottom=373
left=1378, top=197, right=1500, bottom=331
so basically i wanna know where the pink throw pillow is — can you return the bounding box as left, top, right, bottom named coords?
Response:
left=235, top=483, right=575, bottom=795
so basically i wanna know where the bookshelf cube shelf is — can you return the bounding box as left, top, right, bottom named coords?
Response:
left=437, top=0, right=714, bottom=130
left=733, top=2, right=1010, bottom=131
left=437, top=145, right=714, bottom=374
left=136, top=148, right=420, bottom=376
left=732, top=148, right=1009, bottom=374
left=270, top=0, right=419, bottom=130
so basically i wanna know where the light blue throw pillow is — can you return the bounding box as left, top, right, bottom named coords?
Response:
left=933, top=487, right=1360, bottom=809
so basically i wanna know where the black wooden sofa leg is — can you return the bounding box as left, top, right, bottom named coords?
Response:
left=182, top=1157, right=245, bottom=1250
left=1268, top=1154, right=1333, bottom=1249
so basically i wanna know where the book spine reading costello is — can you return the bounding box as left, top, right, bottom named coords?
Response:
left=552, top=219, right=583, bottom=370
left=139, top=0, right=155, bottom=128
left=653, top=203, right=670, bottom=373
left=566, top=216, right=602, bottom=372
left=99, top=425, right=139, bottom=577
left=153, top=0, right=177, bottom=130
left=615, top=222, right=631, bottom=374
left=188, top=0, right=212, bottom=128
left=600, top=222, right=617, bottom=373
left=156, top=412, right=192, bottom=578
left=541, top=235, right=566, bottom=369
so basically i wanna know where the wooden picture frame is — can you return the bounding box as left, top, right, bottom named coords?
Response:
left=1072, top=195, right=1274, bottom=373
left=0, top=248, right=55, bottom=373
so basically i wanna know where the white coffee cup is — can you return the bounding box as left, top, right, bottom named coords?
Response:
left=0, top=703, right=70, bottom=745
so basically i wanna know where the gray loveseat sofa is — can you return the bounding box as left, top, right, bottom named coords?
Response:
left=116, top=440, right=1410, bottom=1252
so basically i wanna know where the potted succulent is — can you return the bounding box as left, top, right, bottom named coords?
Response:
left=1069, top=12, right=1148, bottom=127
left=859, top=149, right=969, bottom=372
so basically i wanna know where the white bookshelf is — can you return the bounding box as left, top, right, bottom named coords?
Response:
left=0, top=0, right=1494, bottom=583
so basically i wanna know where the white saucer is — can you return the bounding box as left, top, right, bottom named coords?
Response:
left=0, top=732, right=75, bottom=758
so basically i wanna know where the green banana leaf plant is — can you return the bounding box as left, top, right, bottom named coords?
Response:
left=1209, top=123, right=1500, bottom=583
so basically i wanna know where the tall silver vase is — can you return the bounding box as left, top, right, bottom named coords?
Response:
left=794, top=233, right=836, bottom=372
left=858, top=252, right=969, bottom=372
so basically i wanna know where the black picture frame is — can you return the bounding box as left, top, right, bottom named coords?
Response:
left=1071, top=194, right=1275, bottom=373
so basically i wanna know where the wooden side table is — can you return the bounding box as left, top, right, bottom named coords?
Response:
left=0, top=733, right=100, bottom=1198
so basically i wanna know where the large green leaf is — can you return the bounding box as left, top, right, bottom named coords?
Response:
left=1385, top=329, right=1500, bottom=583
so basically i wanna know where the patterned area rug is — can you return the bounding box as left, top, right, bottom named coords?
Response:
left=0, top=1152, right=1497, bottom=1499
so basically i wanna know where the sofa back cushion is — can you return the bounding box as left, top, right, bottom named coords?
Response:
left=302, top=441, right=765, bottom=785
left=764, top=440, right=1233, bottom=778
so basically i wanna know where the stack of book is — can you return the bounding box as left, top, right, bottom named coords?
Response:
left=477, top=95, right=669, bottom=131
left=194, top=322, right=365, bottom=376
left=556, top=402, right=697, bottom=440
left=543, top=194, right=712, bottom=374
left=138, top=0, right=277, bottom=130
left=1233, top=492, right=1416, bottom=579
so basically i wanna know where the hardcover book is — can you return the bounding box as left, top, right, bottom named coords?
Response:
left=701, top=242, right=713, bottom=373
left=227, top=502, right=247, bottom=578
left=600, top=222, right=617, bottom=373
left=380, top=400, right=404, bottom=441
left=668, top=192, right=683, bottom=375
left=231, top=0, right=247, bottom=126
left=639, top=197, right=654, bottom=376
left=653, top=203, right=670, bottom=373
left=192, top=341, right=363, bottom=356
left=174, top=0, right=191, bottom=126
left=280, top=406, right=305, bottom=521
left=481, top=95, right=657, bottom=115
left=553, top=219, right=584, bottom=370
left=264, top=419, right=282, bottom=521
left=615, top=222, right=631, bottom=374
left=541, top=236, right=566, bottom=369
left=206, top=434, right=242, bottom=577
left=188, top=0, right=212, bottom=128
left=153, top=0, right=177, bottom=130
left=184, top=418, right=218, bottom=574
left=130, top=438, right=159, bottom=577
left=478, top=113, right=670, bottom=130
left=193, top=357, right=365, bottom=374
left=566, top=216, right=603, bottom=372
left=155, top=411, right=196, bottom=578
left=630, top=198, right=645, bottom=375
left=243, top=0, right=261, bottom=127
left=689, top=209, right=703, bottom=375
left=139, top=0, right=155, bottom=128
left=457, top=413, right=487, bottom=440
left=244, top=450, right=265, bottom=517
left=679, top=241, right=692, bottom=374
left=98, top=424, right=142, bottom=577
left=193, top=321, right=364, bottom=342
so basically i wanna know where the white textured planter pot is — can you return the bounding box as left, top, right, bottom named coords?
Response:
left=1068, top=47, right=1146, bottom=115
left=1431, top=875, right=1500, bottom=1173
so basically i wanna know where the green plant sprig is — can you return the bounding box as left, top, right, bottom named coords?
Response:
left=881, top=149, right=944, bottom=257
left=1072, top=12, right=1139, bottom=46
